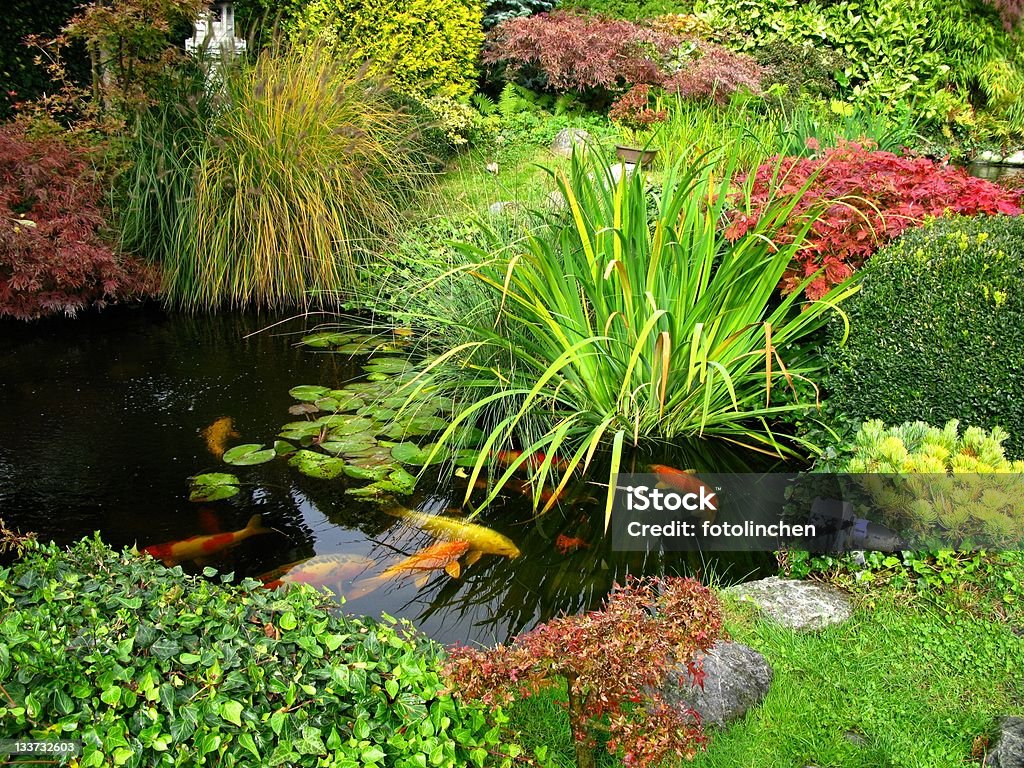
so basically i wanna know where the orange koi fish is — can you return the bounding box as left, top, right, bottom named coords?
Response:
left=143, top=514, right=270, bottom=566
left=380, top=540, right=471, bottom=587
left=650, top=465, right=718, bottom=521
left=555, top=534, right=588, bottom=555
left=260, top=553, right=376, bottom=591
left=201, top=416, right=240, bottom=458
left=474, top=478, right=566, bottom=506
left=493, top=450, right=570, bottom=474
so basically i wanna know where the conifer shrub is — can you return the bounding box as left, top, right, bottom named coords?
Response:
left=0, top=536, right=519, bottom=767
left=285, top=0, right=484, bottom=99
left=824, top=215, right=1024, bottom=458
left=830, top=420, right=1024, bottom=548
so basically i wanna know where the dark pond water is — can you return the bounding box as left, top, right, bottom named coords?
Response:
left=0, top=306, right=775, bottom=646
left=966, top=161, right=1024, bottom=184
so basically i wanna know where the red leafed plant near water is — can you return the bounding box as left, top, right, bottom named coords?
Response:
left=733, top=141, right=1024, bottom=300
left=0, top=123, right=158, bottom=320
left=444, top=576, right=722, bottom=768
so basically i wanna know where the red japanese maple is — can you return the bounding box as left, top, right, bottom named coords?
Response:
left=735, top=141, right=1023, bottom=299
left=0, top=123, right=159, bottom=319
left=444, top=576, right=723, bottom=768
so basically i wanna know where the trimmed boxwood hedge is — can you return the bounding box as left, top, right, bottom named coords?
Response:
left=824, top=215, right=1024, bottom=457
left=0, top=537, right=516, bottom=767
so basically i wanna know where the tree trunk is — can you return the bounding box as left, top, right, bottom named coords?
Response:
left=566, top=676, right=596, bottom=768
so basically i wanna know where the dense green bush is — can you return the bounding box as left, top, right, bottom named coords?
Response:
left=696, top=0, right=1024, bottom=134
left=559, top=0, right=685, bottom=21
left=0, top=536, right=516, bottom=767
left=285, top=0, right=484, bottom=99
left=751, top=39, right=846, bottom=100
left=825, top=215, right=1024, bottom=458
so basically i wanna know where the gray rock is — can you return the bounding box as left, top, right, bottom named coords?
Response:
left=546, top=189, right=567, bottom=212
left=487, top=201, right=518, bottom=217
left=550, top=128, right=591, bottom=158
left=1004, top=150, right=1024, bottom=166
left=977, top=150, right=997, bottom=163
left=990, top=717, right=1024, bottom=768
left=725, top=576, right=852, bottom=631
left=662, top=641, right=772, bottom=729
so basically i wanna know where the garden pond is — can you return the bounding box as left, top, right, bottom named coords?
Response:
left=0, top=307, right=777, bottom=645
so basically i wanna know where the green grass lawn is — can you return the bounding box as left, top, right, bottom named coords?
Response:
left=505, top=559, right=1024, bottom=768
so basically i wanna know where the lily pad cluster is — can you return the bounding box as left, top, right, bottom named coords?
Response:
left=194, top=352, right=485, bottom=502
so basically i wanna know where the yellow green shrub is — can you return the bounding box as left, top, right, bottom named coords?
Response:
left=290, top=0, right=484, bottom=99
left=840, top=420, right=1024, bottom=548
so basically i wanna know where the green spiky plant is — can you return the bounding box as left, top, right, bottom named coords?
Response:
left=122, top=44, right=431, bottom=309
left=836, top=419, right=1024, bottom=548
left=390, top=147, right=859, bottom=526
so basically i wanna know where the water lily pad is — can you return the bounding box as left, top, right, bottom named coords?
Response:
left=452, top=425, right=485, bottom=447
left=278, top=421, right=324, bottom=439
left=346, top=468, right=418, bottom=497
left=288, top=450, right=346, bottom=480
left=356, top=405, right=396, bottom=421
left=288, top=402, right=320, bottom=416
left=342, top=464, right=391, bottom=481
left=362, top=358, right=410, bottom=375
left=391, top=442, right=446, bottom=466
left=289, top=385, right=331, bottom=402
left=319, top=434, right=377, bottom=456
left=274, top=440, right=296, bottom=456
left=453, top=449, right=484, bottom=468
left=321, top=416, right=374, bottom=436
left=301, top=332, right=354, bottom=348
left=189, top=473, right=240, bottom=502
left=408, top=414, right=448, bottom=433
left=365, top=373, right=391, bottom=382
left=222, top=443, right=276, bottom=466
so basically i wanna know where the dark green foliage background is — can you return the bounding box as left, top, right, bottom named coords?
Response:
left=824, top=215, right=1024, bottom=458
left=0, top=1, right=89, bottom=120
left=0, top=538, right=509, bottom=767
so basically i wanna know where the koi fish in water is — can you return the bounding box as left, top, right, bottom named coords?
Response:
left=650, top=464, right=718, bottom=521
left=260, top=553, right=379, bottom=599
left=201, top=416, right=240, bottom=458
left=555, top=534, right=588, bottom=555
left=386, top=507, right=521, bottom=560
left=143, top=514, right=270, bottom=566
left=380, top=539, right=472, bottom=587
left=493, top=450, right=570, bottom=474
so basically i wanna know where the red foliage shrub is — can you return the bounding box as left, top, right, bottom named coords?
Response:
left=986, top=0, right=1024, bottom=30
left=662, top=43, right=764, bottom=104
left=444, top=576, right=723, bottom=768
left=609, top=84, right=668, bottom=131
left=734, top=142, right=1023, bottom=300
left=483, top=11, right=681, bottom=95
left=0, top=124, right=158, bottom=320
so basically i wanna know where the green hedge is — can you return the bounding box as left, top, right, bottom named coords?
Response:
left=824, top=215, right=1024, bottom=458
left=286, top=0, right=484, bottom=99
left=0, top=537, right=513, bottom=767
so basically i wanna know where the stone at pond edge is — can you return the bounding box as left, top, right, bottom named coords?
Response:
left=550, top=128, right=591, bottom=158
left=725, top=576, right=852, bottom=631
left=661, top=641, right=772, bottom=729
left=1005, top=151, right=1024, bottom=166
left=989, top=717, right=1024, bottom=768
left=488, top=201, right=519, bottom=217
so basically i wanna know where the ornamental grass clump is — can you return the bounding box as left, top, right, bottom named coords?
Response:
left=141, top=45, right=429, bottom=309
left=444, top=576, right=723, bottom=768
left=394, top=147, right=857, bottom=523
